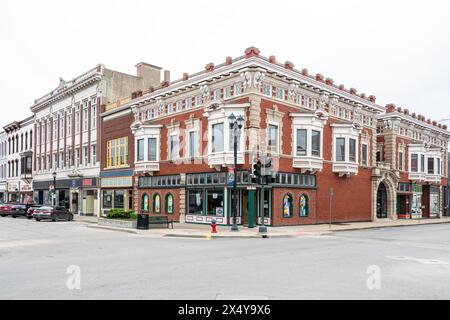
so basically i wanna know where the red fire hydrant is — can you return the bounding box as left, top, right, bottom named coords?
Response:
left=211, top=218, right=218, bottom=234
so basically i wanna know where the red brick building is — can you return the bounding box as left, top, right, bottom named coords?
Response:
left=123, top=47, right=449, bottom=227
left=376, top=106, right=450, bottom=220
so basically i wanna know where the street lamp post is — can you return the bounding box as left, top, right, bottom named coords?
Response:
left=52, top=171, right=57, bottom=206
left=228, top=113, right=244, bottom=232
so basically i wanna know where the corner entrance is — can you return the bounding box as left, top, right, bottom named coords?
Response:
left=377, top=182, right=388, bottom=219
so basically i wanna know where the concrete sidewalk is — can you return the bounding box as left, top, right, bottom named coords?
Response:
left=86, top=216, right=450, bottom=239
left=74, top=215, right=99, bottom=224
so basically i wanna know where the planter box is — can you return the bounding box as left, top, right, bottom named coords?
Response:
left=98, top=218, right=137, bottom=229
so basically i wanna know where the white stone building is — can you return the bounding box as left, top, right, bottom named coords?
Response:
left=31, top=63, right=162, bottom=216
left=4, top=116, right=34, bottom=203
left=0, top=131, right=7, bottom=202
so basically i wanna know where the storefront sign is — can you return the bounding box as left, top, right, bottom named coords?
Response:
left=216, top=207, right=224, bottom=216
left=21, top=184, right=32, bottom=192
left=83, top=179, right=93, bottom=187
left=101, top=177, right=133, bottom=188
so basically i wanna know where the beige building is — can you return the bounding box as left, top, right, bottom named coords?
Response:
left=31, top=63, right=162, bottom=216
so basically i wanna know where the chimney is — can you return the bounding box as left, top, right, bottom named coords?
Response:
left=164, top=70, right=171, bottom=83
left=135, top=62, right=162, bottom=88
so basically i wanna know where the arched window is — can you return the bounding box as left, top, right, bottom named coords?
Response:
left=153, top=193, right=161, bottom=214
left=165, top=193, right=174, bottom=214
left=141, top=193, right=149, bottom=213
left=282, top=193, right=293, bottom=218
left=299, top=194, right=309, bottom=217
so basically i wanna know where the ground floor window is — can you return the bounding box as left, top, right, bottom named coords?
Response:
left=430, top=187, right=440, bottom=215
left=207, top=190, right=224, bottom=216
left=153, top=193, right=161, bottom=214
left=141, top=193, right=149, bottom=213
left=188, top=190, right=203, bottom=215
left=299, top=194, right=309, bottom=217
left=103, top=190, right=113, bottom=209
left=165, top=193, right=174, bottom=214
left=283, top=193, right=294, bottom=218
left=114, top=190, right=125, bottom=209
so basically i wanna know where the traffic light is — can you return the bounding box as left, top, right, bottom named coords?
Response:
left=252, top=160, right=261, bottom=184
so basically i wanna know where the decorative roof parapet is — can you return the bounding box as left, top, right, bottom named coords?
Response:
left=126, top=46, right=384, bottom=113
left=244, top=46, right=260, bottom=58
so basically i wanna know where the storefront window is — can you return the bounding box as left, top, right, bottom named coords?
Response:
left=299, top=194, right=309, bottom=217
left=430, top=187, right=440, bottom=214
left=103, top=190, right=113, bottom=208
left=207, top=190, right=224, bottom=216
left=141, top=193, right=149, bottom=213
left=153, top=193, right=161, bottom=214
left=282, top=193, right=293, bottom=218
left=166, top=193, right=174, bottom=214
left=188, top=190, right=203, bottom=215
left=114, top=190, right=124, bottom=209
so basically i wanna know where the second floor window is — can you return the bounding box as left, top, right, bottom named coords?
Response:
left=311, top=130, right=321, bottom=157
left=91, top=145, right=97, bottom=164
left=420, top=155, right=425, bottom=172
left=75, top=149, right=80, bottom=167
left=83, top=146, right=88, bottom=166
left=47, top=122, right=51, bottom=142
left=137, top=139, right=144, bottom=162
left=428, top=157, right=435, bottom=174
left=296, top=129, right=307, bottom=156
left=148, top=138, right=157, bottom=161
left=189, top=131, right=197, bottom=158
left=75, top=111, right=80, bottom=134
left=268, top=124, right=279, bottom=154
left=335, top=138, right=346, bottom=162
left=169, top=135, right=179, bottom=161
left=60, top=116, right=64, bottom=138
left=398, top=151, right=404, bottom=171
left=83, top=108, right=88, bottom=132
left=53, top=119, right=58, bottom=139
left=211, top=123, right=224, bottom=153
left=67, top=114, right=72, bottom=136
left=411, top=154, right=418, bottom=172
left=362, top=144, right=368, bottom=167
left=349, top=139, right=356, bottom=162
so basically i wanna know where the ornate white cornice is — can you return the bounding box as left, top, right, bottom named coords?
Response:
left=31, top=65, right=104, bottom=112
left=126, top=56, right=384, bottom=113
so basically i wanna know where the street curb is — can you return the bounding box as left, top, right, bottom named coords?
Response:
left=162, top=232, right=330, bottom=239
left=74, top=220, right=98, bottom=225
left=86, top=224, right=138, bottom=234
left=329, top=220, right=450, bottom=233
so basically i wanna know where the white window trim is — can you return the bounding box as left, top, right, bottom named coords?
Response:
left=361, top=142, right=369, bottom=167
left=133, top=125, right=162, bottom=164
left=291, top=114, right=326, bottom=159
left=267, top=121, right=280, bottom=155
left=169, top=132, right=180, bottom=161
left=331, top=125, right=360, bottom=164
left=187, top=128, right=199, bottom=158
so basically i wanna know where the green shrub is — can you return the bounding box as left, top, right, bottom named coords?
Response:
left=106, top=209, right=138, bottom=220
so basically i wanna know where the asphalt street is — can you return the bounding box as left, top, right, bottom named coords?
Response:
left=0, top=217, right=449, bottom=300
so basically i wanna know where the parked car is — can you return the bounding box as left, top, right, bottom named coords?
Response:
left=11, top=204, right=41, bottom=219
left=0, top=203, right=13, bottom=217
left=26, top=205, right=43, bottom=220
left=33, top=206, right=73, bottom=222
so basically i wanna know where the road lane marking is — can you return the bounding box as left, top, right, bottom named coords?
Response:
left=386, top=256, right=450, bottom=265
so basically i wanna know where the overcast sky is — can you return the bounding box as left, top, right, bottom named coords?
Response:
left=1, top=0, right=450, bottom=126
